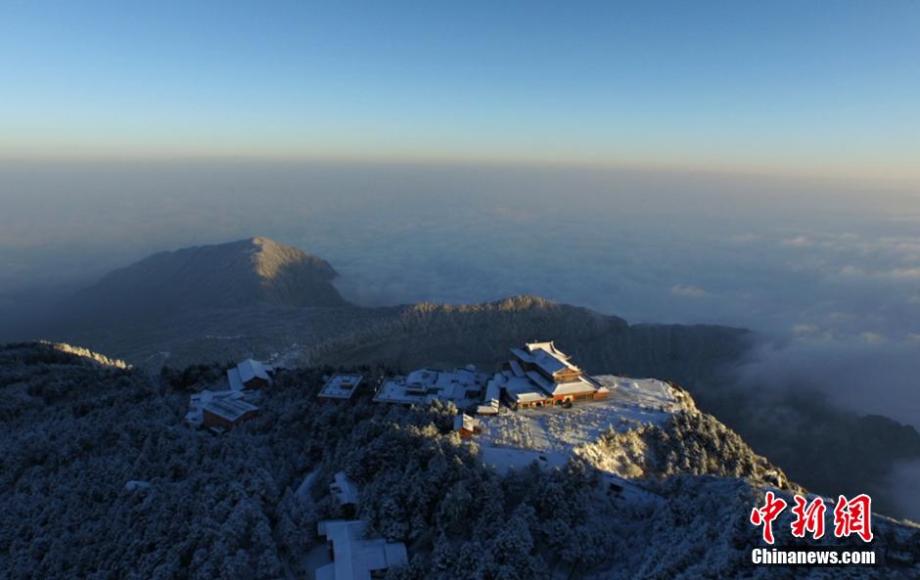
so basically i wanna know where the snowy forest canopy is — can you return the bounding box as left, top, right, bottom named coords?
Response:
left=0, top=342, right=914, bottom=579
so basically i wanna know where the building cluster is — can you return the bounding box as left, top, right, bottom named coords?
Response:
left=315, top=341, right=609, bottom=418
left=180, top=342, right=608, bottom=575
left=373, top=366, right=488, bottom=406
left=315, top=520, right=408, bottom=580
left=187, top=342, right=607, bottom=433
left=304, top=342, right=605, bottom=578
left=316, top=472, right=408, bottom=579
left=185, top=358, right=273, bottom=431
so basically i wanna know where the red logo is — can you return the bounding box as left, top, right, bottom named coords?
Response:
left=833, top=494, right=873, bottom=543
left=750, top=491, right=787, bottom=544
left=790, top=495, right=826, bottom=539
left=750, top=492, right=873, bottom=544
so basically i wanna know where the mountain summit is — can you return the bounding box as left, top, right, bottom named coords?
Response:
left=65, top=237, right=347, bottom=322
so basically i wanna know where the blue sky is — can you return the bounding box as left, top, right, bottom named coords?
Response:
left=1, top=1, right=918, bottom=181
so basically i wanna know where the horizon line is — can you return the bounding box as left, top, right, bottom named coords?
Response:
left=1, top=150, right=918, bottom=193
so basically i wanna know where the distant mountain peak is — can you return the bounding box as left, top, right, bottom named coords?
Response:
left=61, top=237, right=348, bottom=325
left=244, top=236, right=338, bottom=284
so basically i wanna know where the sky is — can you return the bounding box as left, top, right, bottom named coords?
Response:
left=1, top=1, right=919, bottom=182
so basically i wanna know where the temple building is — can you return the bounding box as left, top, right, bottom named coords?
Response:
left=491, top=341, right=609, bottom=409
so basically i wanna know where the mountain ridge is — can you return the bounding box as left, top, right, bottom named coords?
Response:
left=306, top=293, right=749, bottom=386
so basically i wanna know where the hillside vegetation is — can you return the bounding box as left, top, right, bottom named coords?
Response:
left=310, top=295, right=749, bottom=385
left=1, top=342, right=917, bottom=579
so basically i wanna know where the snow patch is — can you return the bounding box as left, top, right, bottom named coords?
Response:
left=477, top=375, right=686, bottom=476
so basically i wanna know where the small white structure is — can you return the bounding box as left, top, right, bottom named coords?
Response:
left=319, top=374, right=364, bottom=400
left=330, top=471, right=359, bottom=507
left=201, top=398, right=259, bottom=429
left=476, top=378, right=502, bottom=415
left=453, top=413, right=480, bottom=439
left=185, top=389, right=261, bottom=428
left=124, top=480, right=152, bottom=492
left=316, top=520, right=408, bottom=580
left=374, top=367, right=488, bottom=407
left=227, top=358, right=273, bottom=391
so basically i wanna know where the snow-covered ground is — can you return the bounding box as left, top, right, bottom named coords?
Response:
left=477, top=375, right=685, bottom=475
left=480, top=446, right=569, bottom=474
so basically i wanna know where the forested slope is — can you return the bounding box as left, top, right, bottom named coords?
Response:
left=1, top=342, right=917, bottom=579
